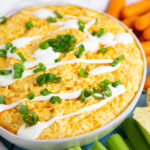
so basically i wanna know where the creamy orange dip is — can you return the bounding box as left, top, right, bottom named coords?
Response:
left=0, top=5, right=143, bottom=140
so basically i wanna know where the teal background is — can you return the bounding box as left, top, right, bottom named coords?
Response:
left=1, top=66, right=150, bottom=150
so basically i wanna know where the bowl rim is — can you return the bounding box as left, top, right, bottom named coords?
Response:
left=0, top=1, right=147, bottom=143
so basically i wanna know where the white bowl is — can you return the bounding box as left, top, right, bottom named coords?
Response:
left=0, top=2, right=147, bottom=150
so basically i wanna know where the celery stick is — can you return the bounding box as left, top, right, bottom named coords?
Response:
left=136, top=121, right=150, bottom=145
left=67, top=146, right=82, bottom=150
left=125, top=138, right=134, bottom=150
left=106, top=133, right=129, bottom=150
left=122, top=118, right=150, bottom=150
left=89, top=141, right=107, bottom=150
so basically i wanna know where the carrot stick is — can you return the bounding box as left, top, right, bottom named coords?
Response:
left=146, top=55, right=150, bottom=67
left=144, top=75, right=150, bottom=90
left=122, top=16, right=138, bottom=28
left=107, top=0, right=126, bottom=18
left=143, top=26, right=150, bottom=40
left=121, top=0, right=150, bottom=18
left=141, top=41, right=150, bottom=55
left=134, top=11, right=150, bottom=31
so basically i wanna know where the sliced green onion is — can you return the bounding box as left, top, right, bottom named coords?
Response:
left=99, top=47, right=107, bottom=53
left=89, top=141, right=107, bottom=150
left=13, top=63, right=25, bottom=79
left=40, top=89, right=51, bottom=96
left=111, top=55, right=125, bottom=67
left=81, top=91, right=85, bottom=102
left=39, top=41, right=49, bottom=50
left=48, top=16, right=56, bottom=23
left=0, top=53, right=7, bottom=57
left=54, top=11, right=63, bottom=18
left=99, top=28, right=104, bottom=36
left=50, top=96, right=61, bottom=104
left=25, top=21, right=34, bottom=29
left=23, top=112, right=39, bottom=126
left=100, top=79, right=111, bottom=89
left=78, top=20, right=85, bottom=32
left=19, top=105, right=29, bottom=116
left=106, top=133, right=130, bottom=150
left=79, top=67, right=89, bottom=78
left=83, top=88, right=92, bottom=97
left=33, top=63, right=46, bottom=73
left=5, top=43, right=13, bottom=50
left=0, top=49, right=7, bottom=53
left=10, top=46, right=17, bottom=53
left=48, top=34, right=76, bottom=53
left=36, top=73, right=62, bottom=86
left=17, top=52, right=26, bottom=62
left=75, top=44, right=85, bottom=58
left=95, top=18, right=98, bottom=25
left=112, top=80, right=122, bottom=87
left=92, top=92, right=105, bottom=99
left=27, top=92, right=35, bottom=100
left=55, top=58, right=61, bottom=62
left=0, top=16, right=7, bottom=24
left=0, top=95, right=5, bottom=104
left=0, top=69, right=12, bottom=75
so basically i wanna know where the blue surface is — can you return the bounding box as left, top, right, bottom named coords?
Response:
left=1, top=66, right=150, bottom=150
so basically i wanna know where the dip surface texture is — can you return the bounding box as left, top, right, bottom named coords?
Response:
left=0, top=5, right=143, bottom=140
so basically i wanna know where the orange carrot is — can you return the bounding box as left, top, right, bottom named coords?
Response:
left=146, top=55, right=150, bottom=67
left=121, top=0, right=150, bottom=18
left=143, top=26, right=150, bottom=40
left=134, top=11, right=150, bottom=31
left=122, top=16, right=138, bottom=28
left=144, top=75, right=150, bottom=90
left=107, top=0, right=125, bottom=18
left=141, top=41, right=150, bottom=55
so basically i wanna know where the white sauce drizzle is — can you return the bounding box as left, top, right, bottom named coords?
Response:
left=0, top=59, right=120, bottom=87
left=0, top=90, right=82, bottom=112
left=31, top=9, right=56, bottom=18
left=17, top=85, right=125, bottom=139
left=0, top=36, right=42, bottom=60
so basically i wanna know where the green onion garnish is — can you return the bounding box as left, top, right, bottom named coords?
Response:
left=50, top=96, right=61, bottom=104
left=48, top=17, right=56, bottom=23
left=17, top=52, right=26, bottom=62
left=99, top=47, right=107, bottom=53
left=0, top=69, right=12, bottom=75
left=100, top=79, right=111, bottom=88
left=33, top=63, right=46, bottom=73
left=13, top=63, right=25, bottom=79
left=111, top=55, right=125, bottom=67
left=40, top=89, right=51, bottom=96
left=0, top=49, right=7, bottom=53
left=27, top=92, right=35, bottom=100
left=25, top=21, right=34, bottom=29
left=0, top=95, right=5, bottom=104
left=5, top=43, right=13, bottom=50
left=99, top=28, right=104, bottom=36
left=92, top=92, right=105, bottom=99
left=112, top=80, right=122, bottom=87
left=19, top=105, right=39, bottom=126
left=0, top=16, right=7, bottom=24
left=10, top=46, right=17, bottom=53
left=92, top=28, right=104, bottom=37
left=81, top=91, right=85, bottom=102
left=95, top=18, right=98, bottom=24
left=19, top=105, right=28, bottom=116
left=39, top=41, right=49, bottom=50
left=75, top=44, right=85, bottom=58
left=23, top=112, right=39, bottom=126
left=55, top=58, right=61, bottom=62
left=48, top=34, right=76, bottom=53
left=0, top=53, right=7, bottom=57
left=54, top=11, right=63, bottom=18
left=78, top=20, right=85, bottom=32
left=36, top=73, right=62, bottom=86
left=79, top=67, right=89, bottom=78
